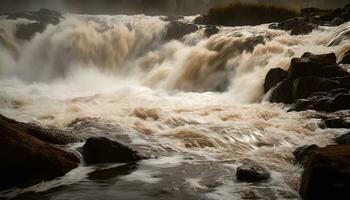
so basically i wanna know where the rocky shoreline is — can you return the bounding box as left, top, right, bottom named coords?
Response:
left=1, top=4, right=350, bottom=200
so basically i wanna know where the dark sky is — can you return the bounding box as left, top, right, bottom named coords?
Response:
left=0, top=0, right=349, bottom=14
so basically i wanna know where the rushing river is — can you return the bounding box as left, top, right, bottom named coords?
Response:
left=0, top=14, right=349, bottom=200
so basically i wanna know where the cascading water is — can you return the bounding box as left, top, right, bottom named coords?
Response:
left=0, top=13, right=350, bottom=200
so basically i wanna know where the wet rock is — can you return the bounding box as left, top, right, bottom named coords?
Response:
left=300, top=145, right=350, bottom=200
left=290, top=22, right=318, bottom=35
left=288, top=52, right=339, bottom=79
left=193, top=15, right=207, bottom=25
left=293, top=144, right=320, bottom=165
left=325, top=118, right=350, bottom=129
left=335, top=131, right=350, bottom=144
left=16, top=22, right=46, bottom=40
left=7, top=9, right=63, bottom=40
left=264, top=68, right=288, bottom=93
left=269, top=78, right=293, bottom=103
left=0, top=115, right=79, bottom=190
left=292, top=76, right=340, bottom=101
left=203, top=26, right=219, bottom=38
left=82, top=137, right=144, bottom=165
left=266, top=52, right=350, bottom=110
left=88, top=163, right=137, bottom=181
left=272, top=4, right=350, bottom=35
left=7, top=9, right=62, bottom=25
left=165, top=21, right=198, bottom=40
left=1, top=114, right=82, bottom=145
left=340, top=49, right=350, bottom=64
left=236, top=163, right=270, bottom=182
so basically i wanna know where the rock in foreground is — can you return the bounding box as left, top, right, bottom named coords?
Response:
left=82, top=137, right=144, bottom=165
left=236, top=163, right=270, bottom=182
left=0, top=115, right=79, bottom=191
left=300, top=145, right=350, bottom=200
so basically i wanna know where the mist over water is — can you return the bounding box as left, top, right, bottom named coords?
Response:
left=1, top=12, right=350, bottom=200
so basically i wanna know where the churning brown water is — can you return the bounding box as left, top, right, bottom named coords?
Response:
left=0, top=14, right=350, bottom=200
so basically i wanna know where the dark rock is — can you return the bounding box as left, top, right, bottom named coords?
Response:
left=165, top=21, right=198, bottom=40
left=88, top=163, right=137, bottom=181
left=335, top=131, right=350, bottom=145
left=329, top=93, right=350, bottom=111
left=329, top=88, right=349, bottom=96
left=293, top=144, right=320, bottom=165
left=290, top=22, right=318, bottom=35
left=292, top=76, right=340, bottom=101
left=193, top=15, right=207, bottom=25
left=288, top=52, right=340, bottom=79
left=269, top=78, right=293, bottom=103
left=0, top=115, right=79, bottom=190
left=236, top=163, right=270, bottom=182
left=7, top=9, right=62, bottom=40
left=1, top=114, right=82, bottom=145
left=264, top=68, right=288, bottom=93
left=288, top=99, right=313, bottom=112
left=16, top=22, right=46, bottom=40
left=340, top=49, right=350, bottom=64
left=204, top=26, right=219, bottom=38
left=300, top=145, right=350, bottom=200
left=82, top=137, right=144, bottom=165
left=325, top=118, right=350, bottom=129
left=7, top=9, right=62, bottom=25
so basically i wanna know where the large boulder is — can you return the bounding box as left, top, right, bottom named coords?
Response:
left=266, top=52, right=350, bottom=111
left=293, top=144, right=320, bottom=165
left=0, top=115, right=79, bottom=190
left=290, top=22, right=318, bottom=35
left=264, top=68, right=288, bottom=93
left=15, top=22, right=46, bottom=40
left=236, top=162, right=271, bottom=182
left=82, top=137, right=144, bottom=165
left=164, top=21, right=198, bottom=40
left=300, top=145, right=350, bottom=200
left=7, top=9, right=63, bottom=40
left=1, top=114, right=81, bottom=145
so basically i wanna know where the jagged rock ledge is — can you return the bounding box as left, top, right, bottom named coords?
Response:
left=264, top=49, right=350, bottom=199
left=0, top=114, right=145, bottom=191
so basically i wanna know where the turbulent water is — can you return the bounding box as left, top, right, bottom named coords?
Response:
left=1, top=14, right=350, bottom=200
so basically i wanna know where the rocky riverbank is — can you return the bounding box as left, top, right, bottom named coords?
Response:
left=264, top=50, right=350, bottom=199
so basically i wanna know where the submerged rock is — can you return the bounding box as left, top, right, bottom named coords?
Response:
left=203, top=26, right=219, bottom=38
left=82, top=137, right=144, bottom=165
left=300, top=145, right=350, bottom=200
left=0, top=114, right=79, bottom=190
left=236, top=163, right=270, bottom=182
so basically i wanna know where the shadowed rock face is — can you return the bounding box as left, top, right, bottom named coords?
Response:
left=300, top=145, right=350, bottom=200
left=0, top=114, right=79, bottom=191
left=265, top=52, right=350, bottom=112
left=82, top=137, right=145, bottom=165
left=4, top=9, right=63, bottom=40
